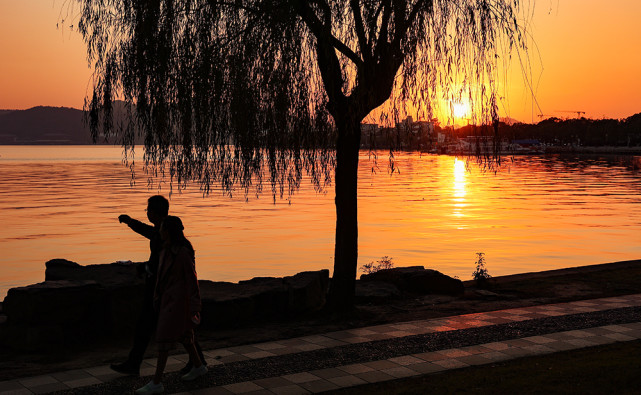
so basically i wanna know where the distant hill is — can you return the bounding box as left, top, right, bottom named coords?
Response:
left=0, top=106, right=93, bottom=145
left=0, top=104, right=145, bottom=145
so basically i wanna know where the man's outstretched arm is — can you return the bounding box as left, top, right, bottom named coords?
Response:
left=118, top=215, right=155, bottom=240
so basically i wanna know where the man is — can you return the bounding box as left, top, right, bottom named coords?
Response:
left=111, top=195, right=205, bottom=375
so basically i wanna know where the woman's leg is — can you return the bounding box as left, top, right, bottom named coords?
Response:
left=182, top=339, right=202, bottom=368
left=153, top=350, right=168, bottom=384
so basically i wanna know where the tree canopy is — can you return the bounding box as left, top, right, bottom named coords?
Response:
left=77, top=0, right=526, bottom=192
left=75, top=0, right=529, bottom=308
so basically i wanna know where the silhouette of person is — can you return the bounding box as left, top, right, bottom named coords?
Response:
left=111, top=195, right=205, bottom=376
left=135, top=216, right=207, bottom=394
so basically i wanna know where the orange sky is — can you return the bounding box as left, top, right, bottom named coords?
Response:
left=0, top=0, right=640, bottom=123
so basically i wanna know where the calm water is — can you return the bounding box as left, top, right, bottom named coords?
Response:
left=1, top=146, right=641, bottom=300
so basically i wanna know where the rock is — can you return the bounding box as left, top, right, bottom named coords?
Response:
left=1, top=280, right=109, bottom=349
left=45, top=258, right=144, bottom=288
left=474, top=289, right=500, bottom=298
left=199, top=281, right=257, bottom=327
left=360, top=266, right=425, bottom=287
left=284, top=270, right=329, bottom=313
left=238, top=277, right=289, bottom=318
left=361, top=266, right=464, bottom=296
left=45, top=258, right=80, bottom=270
left=199, top=270, right=330, bottom=327
left=3, top=280, right=104, bottom=325
left=44, top=259, right=145, bottom=336
left=355, top=281, right=401, bottom=303
left=1, top=260, right=330, bottom=348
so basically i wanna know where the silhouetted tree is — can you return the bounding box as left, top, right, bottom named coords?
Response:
left=75, top=0, right=528, bottom=310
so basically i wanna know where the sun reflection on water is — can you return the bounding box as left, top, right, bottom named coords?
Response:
left=452, top=157, right=467, bottom=219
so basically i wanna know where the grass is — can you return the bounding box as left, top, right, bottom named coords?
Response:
left=328, top=340, right=641, bottom=394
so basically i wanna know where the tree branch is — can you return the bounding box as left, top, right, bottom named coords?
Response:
left=350, top=0, right=371, bottom=62
left=295, top=0, right=363, bottom=67
left=374, top=1, right=392, bottom=60
left=294, top=0, right=346, bottom=110
left=393, top=0, right=432, bottom=47
left=392, top=0, right=406, bottom=40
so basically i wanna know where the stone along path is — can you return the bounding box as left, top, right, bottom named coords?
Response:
left=1, top=294, right=640, bottom=394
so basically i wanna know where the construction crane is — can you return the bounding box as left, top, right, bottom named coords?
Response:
left=556, top=110, right=586, bottom=118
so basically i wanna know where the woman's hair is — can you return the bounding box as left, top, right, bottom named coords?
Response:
left=162, top=215, right=194, bottom=258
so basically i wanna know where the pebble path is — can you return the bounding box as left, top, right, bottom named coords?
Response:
left=1, top=294, right=640, bottom=394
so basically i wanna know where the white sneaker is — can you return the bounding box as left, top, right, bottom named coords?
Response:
left=135, top=380, right=164, bottom=394
left=181, top=364, right=208, bottom=381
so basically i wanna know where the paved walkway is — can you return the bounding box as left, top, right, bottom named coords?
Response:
left=1, top=294, right=641, bottom=394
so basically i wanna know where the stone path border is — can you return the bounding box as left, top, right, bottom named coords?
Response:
left=1, top=294, right=640, bottom=394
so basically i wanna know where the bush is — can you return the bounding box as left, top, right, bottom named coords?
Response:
left=472, top=252, right=491, bottom=287
left=360, top=256, right=395, bottom=274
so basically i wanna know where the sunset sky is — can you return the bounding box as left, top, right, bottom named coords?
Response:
left=0, top=0, right=640, bottom=123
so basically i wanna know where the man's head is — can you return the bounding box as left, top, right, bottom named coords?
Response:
left=147, top=195, right=169, bottom=225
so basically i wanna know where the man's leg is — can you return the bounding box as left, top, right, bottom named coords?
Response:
left=112, top=279, right=157, bottom=375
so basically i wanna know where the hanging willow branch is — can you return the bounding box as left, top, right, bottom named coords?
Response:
left=74, top=0, right=530, bottom=197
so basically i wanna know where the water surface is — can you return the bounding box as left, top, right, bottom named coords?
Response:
left=1, top=146, right=640, bottom=299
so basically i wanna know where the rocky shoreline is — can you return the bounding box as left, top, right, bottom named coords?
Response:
left=0, top=259, right=463, bottom=352
left=1, top=258, right=640, bottom=381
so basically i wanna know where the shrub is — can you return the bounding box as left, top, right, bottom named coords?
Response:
left=472, top=252, right=491, bottom=287
left=360, top=256, right=395, bottom=274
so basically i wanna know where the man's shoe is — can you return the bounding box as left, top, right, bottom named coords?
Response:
left=135, top=380, right=164, bottom=394
left=110, top=361, right=139, bottom=376
left=181, top=364, right=207, bottom=381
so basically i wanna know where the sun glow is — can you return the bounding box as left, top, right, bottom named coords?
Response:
left=452, top=101, right=470, bottom=120
left=452, top=157, right=467, bottom=219
left=453, top=158, right=467, bottom=199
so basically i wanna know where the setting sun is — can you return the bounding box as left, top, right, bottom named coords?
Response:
left=452, top=101, right=470, bottom=120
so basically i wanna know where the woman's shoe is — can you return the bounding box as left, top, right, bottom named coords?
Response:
left=135, top=380, right=164, bottom=394
left=181, top=364, right=208, bottom=381
left=110, top=361, right=139, bottom=376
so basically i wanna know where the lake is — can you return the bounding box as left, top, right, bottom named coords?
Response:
left=1, top=145, right=641, bottom=300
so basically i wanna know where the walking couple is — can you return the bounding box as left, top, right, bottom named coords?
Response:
left=110, top=195, right=207, bottom=394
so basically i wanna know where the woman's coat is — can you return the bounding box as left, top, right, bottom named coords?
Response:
left=154, top=245, right=201, bottom=343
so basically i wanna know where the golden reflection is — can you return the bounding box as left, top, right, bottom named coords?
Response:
left=452, top=157, right=467, bottom=218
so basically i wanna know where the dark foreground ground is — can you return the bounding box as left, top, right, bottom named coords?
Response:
left=331, top=340, right=641, bottom=395
left=1, top=259, right=640, bottom=382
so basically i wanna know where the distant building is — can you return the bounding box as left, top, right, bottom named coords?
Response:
left=361, top=117, right=436, bottom=149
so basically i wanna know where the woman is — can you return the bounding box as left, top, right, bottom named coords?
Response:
left=136, top=216, right=207, bottom=394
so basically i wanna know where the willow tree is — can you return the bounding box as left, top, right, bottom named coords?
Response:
left=76, top=0, right=528, bottom=310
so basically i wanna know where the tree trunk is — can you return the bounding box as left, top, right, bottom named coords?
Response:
left=327, top=117, right=361, bottom=311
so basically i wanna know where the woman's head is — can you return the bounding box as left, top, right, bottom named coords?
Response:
left=160, top=215, right=185, bottom=243
left=160, top=216, right=194, bottom=257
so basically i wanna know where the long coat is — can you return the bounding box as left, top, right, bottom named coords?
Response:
left=154, top=245, right=202, bottom=343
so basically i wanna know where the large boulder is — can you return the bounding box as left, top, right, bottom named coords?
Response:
left=3, top=280, right=104, bottom=324
left=1, top=259, right=330, bottom=348
left=238, top=277, right=289, bottom=317
left=355, top=281, right=401, bottom=303
left=283, top=270, right=329, bottom=313
left=360, top=266, right=464, bottom=296
left=199, top=269, right=330, bottom=328
left=45, top=258, right=143, bottom=287
left=45, top=259, right=145, bottom=336
left=1, top=280, right=108, bottom=350
left=199, top=281, right=259, bottom=327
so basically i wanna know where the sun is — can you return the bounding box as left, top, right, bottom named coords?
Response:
left=452, top=101, right=469, bottom=119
